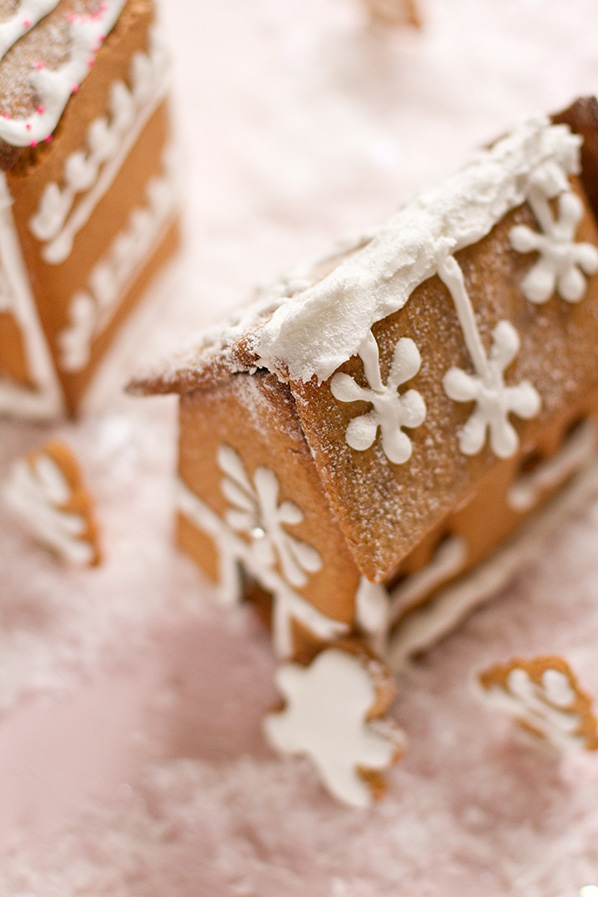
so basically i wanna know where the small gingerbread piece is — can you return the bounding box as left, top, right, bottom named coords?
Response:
left=478, top=655, right=598, bottom=753
left=264, top=640, right=406, bottom=807
left=365, top=0, right=421, bottom=28
left=3, top=440, right=100, bottom=566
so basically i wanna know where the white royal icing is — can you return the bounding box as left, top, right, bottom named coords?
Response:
left=388, top=534, right=467, bottom=626
left=0, top=0, right=127, bottom=147
left=330, top=330, right=426, bottom=464
left=0, top=173, right=64, bottom=419
left=218, top=444, right=322, bottom=590
left=507, top=417, right=597, bottom=512
left=510, top=174, right=598, bottom=304
left=2, top=451, right=95, bottom=565
left=480, top=663, right=591, bottom=754
left=255, top=117, right=583, bottom=383
left=354, top=577, right=391, bottom=655
left=58, top=142, right=178, bottom=372
left=0, top=0, right=59, bottom=63
left=177, top=475, right=346, bottom=659
left=264, top=648, right=405, bottom=807
left=439, top=256, right=541, bottom=458
left=30, top=26, right=170, bottom=264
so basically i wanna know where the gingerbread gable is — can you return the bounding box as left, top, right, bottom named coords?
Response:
left=134, top=109, right=598, bottom=583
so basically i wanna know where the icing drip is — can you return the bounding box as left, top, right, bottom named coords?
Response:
left=30, top=27, right=169, bottom=264
left=0, top=0, right=128, bottom=147
left=218, top=445, right=322, bottom=589
left=439, top=256, right=541, bottom=458
left=510, top=184, right=598, bottom=304
left=58, top=142, right=178, bottom=372
left=354, top=577, right=390, bottom=655
left=264, top=648, right=405, bottom=807
left=0, top=0, right=59, bottom=63
left=177, top=478, right=347, bottom=658
left=330, top=330, right=426, bottom=464
left=255, top=118, right=583, bottom=384
left=507, top=418, right=597, bottom=512
left=2, top=452, right=95, bottom=565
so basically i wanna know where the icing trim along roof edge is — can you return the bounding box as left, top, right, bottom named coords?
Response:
left=254, top=116, right=581, bottom=384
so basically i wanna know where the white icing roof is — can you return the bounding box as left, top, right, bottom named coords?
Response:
left=255, top=116, right=582, bottom=383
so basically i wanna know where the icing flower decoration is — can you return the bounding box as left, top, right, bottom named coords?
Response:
left=330, top=330, right=426, bottom=464
left=444, top=320, right=541, bottom=459
left=218, top=445, right=322, bottom=589
left=510, top=190, right=598, bottom=304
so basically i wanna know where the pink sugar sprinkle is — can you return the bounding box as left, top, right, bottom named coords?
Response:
left=34, top=61, right=44, bottom=70
left=23, top=19, right=31, bottom=29
left=37, top=106, right=45, bottom=115
left=44, top=136, right=52, bottom=144
left=29, top=140, right=37, bottom=147
left=26, top=123, right=31, bottom=131
left=71, top=85, right=79, bottom=94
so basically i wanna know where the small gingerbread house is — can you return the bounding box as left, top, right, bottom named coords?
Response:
left=133, top=100, right=598, bottom=804
left=0, top=0, right=178, bottom=419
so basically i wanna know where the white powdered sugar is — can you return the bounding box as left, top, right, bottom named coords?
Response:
left=255, top=116, right=582, bottom=383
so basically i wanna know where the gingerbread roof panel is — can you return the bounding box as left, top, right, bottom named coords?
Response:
left=289, top=185, right=598, bottom=580
left=0, top=0, right=135, bottom=161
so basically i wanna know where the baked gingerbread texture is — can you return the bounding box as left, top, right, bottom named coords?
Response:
left=133, top=99, right=598, bottom=805
left=0, top=0, right=179, bottom=419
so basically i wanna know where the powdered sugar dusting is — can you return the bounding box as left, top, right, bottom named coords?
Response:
left=2, top=0, right=598, bottom=891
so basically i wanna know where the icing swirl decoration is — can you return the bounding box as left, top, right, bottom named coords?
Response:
left=331, top=330, right=426, bottom=464
left=0, top=0, right=128, bottom=148
left=218, top=444, right=322, bottom=589
left=510, top=187, right=598, bottom=304
left=439, top=257, right=541, bottom=459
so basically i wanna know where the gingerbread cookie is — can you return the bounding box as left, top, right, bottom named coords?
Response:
left=264, top=640, right=406, bottom=807
left=0, top=0, right=179, bottom=419
left=478, top=656, right=598, bottom=753
left=3, top=440, right=100, bottom=565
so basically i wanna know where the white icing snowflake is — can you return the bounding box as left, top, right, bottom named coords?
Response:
left=480, top=662, right=597, bottom=754
left=444, top=319, right=541, bottom=459
left=2, top=452, right=95, bottom=565
left=218, top=445, right=322, bottom=589
left=510, top=189, right=598, bottom=303
left=330, top=330, right=426, bottom=464
left=264, top=648, right=404, bottom=807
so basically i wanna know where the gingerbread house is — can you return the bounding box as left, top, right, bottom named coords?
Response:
left=0, top=0, right=178, bottom=419
left=133, top=100, right=598, bottom=805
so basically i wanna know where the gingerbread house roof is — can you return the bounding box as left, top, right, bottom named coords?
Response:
left=133, top=101, right=598, bottom=398
left=0, top=0, right=137, bottom=167
left=133, top=100, right=598, bottom=582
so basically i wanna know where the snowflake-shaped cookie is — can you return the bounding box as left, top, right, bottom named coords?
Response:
left=510, top=189, right=598, bottom=304
left=479, top=656, right=598, bottom=754
left=218, top=445, right=322, bottom=589
left=264, top=645, right=406, bottom=806
left=330, top=330, right=426, bottom=464
left=443, top=320, right=541, bottom=459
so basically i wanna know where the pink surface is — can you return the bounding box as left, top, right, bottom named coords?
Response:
left=2, top=0, right=598, bottom=893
